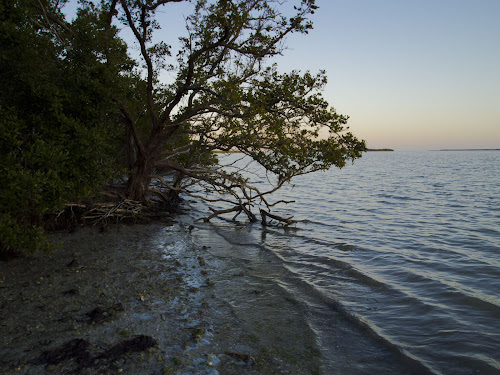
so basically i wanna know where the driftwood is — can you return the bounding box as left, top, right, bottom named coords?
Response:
left=52, top=199, right=154, bottom=228
left=155, top=161, right=300, bottom=225
left=197, top=204, right=258, bottom=223
left=83, top=200, right=145, bottom=224
left=260, top=209, right=297, bottom=227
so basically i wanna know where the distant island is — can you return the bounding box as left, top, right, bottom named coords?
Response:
left=365, top=148, right=394, bottom=152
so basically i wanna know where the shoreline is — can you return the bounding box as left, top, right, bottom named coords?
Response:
left=0, top=217, right=320, bottom=374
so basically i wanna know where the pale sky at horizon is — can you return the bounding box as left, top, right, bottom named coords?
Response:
left=274, top=0, right=500, bottom=151
left=65, top=0, right=500, bottom=151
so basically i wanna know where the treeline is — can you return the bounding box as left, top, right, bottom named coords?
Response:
left=0, top=1, right=132, bottom=253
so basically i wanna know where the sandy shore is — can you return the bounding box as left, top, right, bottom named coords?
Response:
left=0, top=217, right=320, bottom=374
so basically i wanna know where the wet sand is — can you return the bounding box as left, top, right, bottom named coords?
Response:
left=0, top=217, right=320, bottom=374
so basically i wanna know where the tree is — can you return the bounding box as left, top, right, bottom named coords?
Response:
left=110, top=0, right=365, bottom=223
left=1, top=0, right=365, bottom=254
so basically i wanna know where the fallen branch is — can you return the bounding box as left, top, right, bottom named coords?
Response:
left=198, top=206, right=241, bottom=222
left=260, top=209, right=297, bottom=227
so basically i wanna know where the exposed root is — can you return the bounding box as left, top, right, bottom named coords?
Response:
left=44, top=195, right=177, bottom=232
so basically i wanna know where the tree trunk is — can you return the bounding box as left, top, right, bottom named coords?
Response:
left=167, top=172, right=184, bottom=201
left=127, top=157, right=153, bottom=201
left=126, top=126, right=137, bottom=171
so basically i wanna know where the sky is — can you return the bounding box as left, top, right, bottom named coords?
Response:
left=65, top=0, right=500, bottom=151
left=272, top=0, right=500, bottom=150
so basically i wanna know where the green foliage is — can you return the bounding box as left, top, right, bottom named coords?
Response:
left=0, top=214, right=52, bottom=254
left=189, top=66, right=366, bottom=182
left=0, top=0, right=132, bottom=253
left=163, top=0, right=365, bottom=185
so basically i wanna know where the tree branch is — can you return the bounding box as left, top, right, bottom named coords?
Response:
left=116, top=99, right=146, bottom=160
left=119, top=0, right=159, bottom=129
left=34, top=0, right=73, bottom=36
left=160, top=25, right=232, bottom=126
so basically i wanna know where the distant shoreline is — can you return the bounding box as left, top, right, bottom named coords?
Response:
left=214, top=148, right=500, bottom=153
left=433, top=149, right=500, bottom=151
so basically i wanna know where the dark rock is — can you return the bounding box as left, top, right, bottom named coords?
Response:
left=86, top=303, right=124, bottom=324
left=35, top=336, right=157, bottom=370
left=62, top=288, right=79, bottom=296
left=0, top=248, right=24, bottom=261
left=97, top=335, right=158, bottom=361
left=66, top=259, right=80, bottom=268
left=86, top=307, right=106, bottom=323
left=37, top=339, right=91, bottom=367
left=225, top=352, right=256, bottom=366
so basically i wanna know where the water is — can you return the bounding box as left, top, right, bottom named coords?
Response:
left=188, top=151, right=500, bottom=375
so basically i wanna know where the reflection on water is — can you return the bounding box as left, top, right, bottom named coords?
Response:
left=190, top=151, right=500, bottom=375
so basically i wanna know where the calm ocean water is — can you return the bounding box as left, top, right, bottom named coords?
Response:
left=190, top=151, right=500, bottom=375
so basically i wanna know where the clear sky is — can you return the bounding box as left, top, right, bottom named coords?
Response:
left=273, top=0, right=500, bottom=150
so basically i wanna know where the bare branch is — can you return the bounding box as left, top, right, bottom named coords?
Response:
left=143, top=0, right=186, bottom=11
left=119, top=0, right=159, bottom=129
left=160, top=25, right=232, bottom=126
left=34, top=0, right=73, bottom=35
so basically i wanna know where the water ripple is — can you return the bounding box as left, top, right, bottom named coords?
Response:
left=195, top=151, right=500, bottom=375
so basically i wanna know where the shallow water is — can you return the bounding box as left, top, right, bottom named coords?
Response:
left=189, top=151, right=500, bottom=375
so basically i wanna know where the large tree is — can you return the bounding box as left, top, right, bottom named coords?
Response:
left=1, top=0, right=365, bottom=253
left=110, top=0, right=365, bottom=222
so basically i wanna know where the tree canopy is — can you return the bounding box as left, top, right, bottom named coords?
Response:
left=0, top=0, right=365, bottom=253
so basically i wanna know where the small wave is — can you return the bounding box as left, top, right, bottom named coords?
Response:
left=277, top=272, right=440, bottom=375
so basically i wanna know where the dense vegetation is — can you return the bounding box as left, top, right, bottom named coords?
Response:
left=0, top=0, right=365, bottom=254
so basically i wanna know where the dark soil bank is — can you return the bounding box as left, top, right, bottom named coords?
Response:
left=0, top=220, right=320, bottom=374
